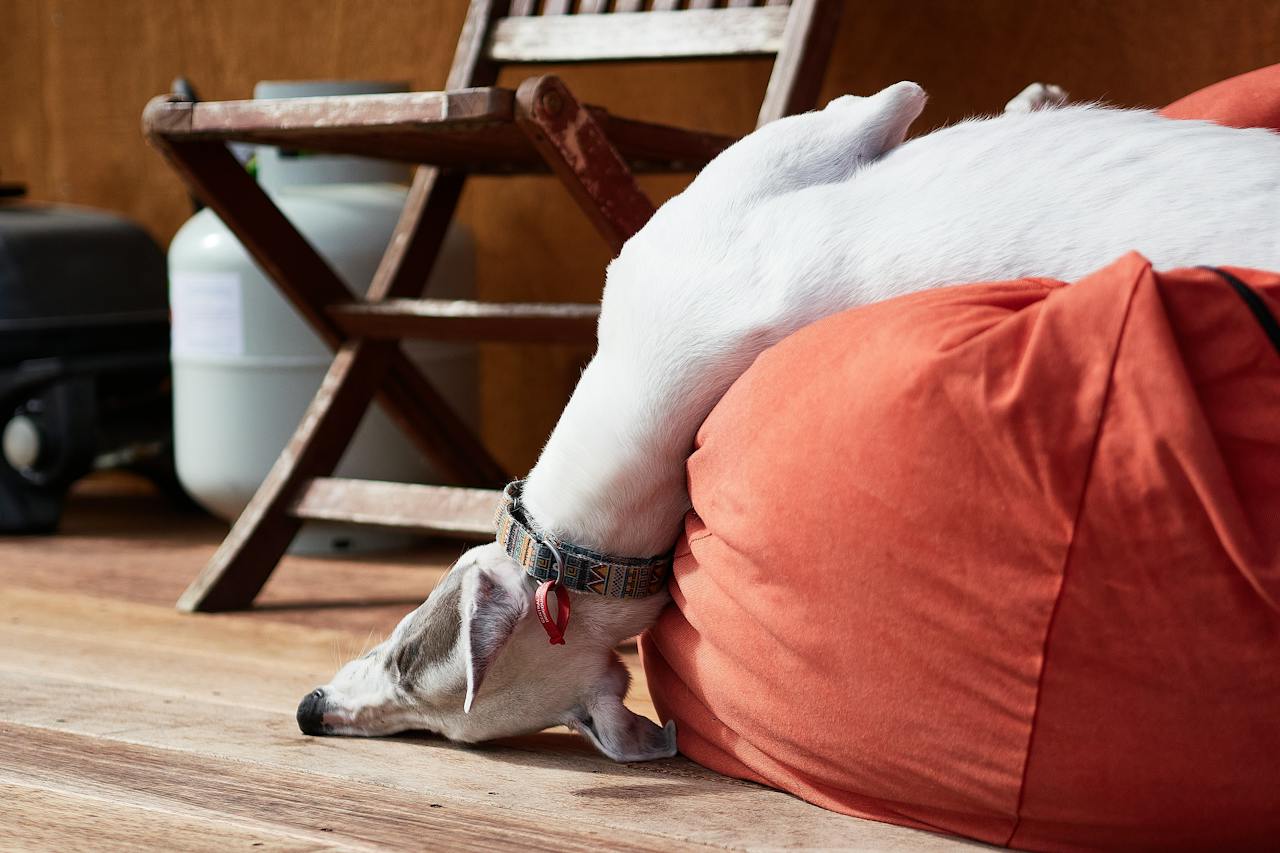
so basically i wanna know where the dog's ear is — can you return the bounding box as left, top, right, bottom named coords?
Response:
left=461, top=555, right=529, bottom=713
left=565, top=661, right=678, bottom=762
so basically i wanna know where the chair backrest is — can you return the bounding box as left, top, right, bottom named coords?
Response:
left=449, top=0, right=841, bottom=128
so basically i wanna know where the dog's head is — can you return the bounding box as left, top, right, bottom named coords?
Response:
left=296, top=542, right=675, bottom=761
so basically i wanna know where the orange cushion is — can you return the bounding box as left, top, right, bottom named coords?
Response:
left=1161, top=63, right=1280, bottom=129
left=641, top=71, right=1280, bottom=849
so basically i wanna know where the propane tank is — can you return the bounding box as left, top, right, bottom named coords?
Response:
left=168, top=80, right=477, bottom=554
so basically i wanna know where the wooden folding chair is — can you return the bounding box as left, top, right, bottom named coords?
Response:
left=144, top=0, right=841, bottom=612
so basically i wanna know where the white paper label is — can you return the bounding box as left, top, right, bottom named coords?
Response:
left=171, top=271, right=244, bottom=358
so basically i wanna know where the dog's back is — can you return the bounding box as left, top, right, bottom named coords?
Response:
left=754, top=106, right=1280, bottom=314
left=608, top=98, right=1280, bottom=378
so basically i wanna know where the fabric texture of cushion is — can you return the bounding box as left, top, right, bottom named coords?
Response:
left=640, top=68, right=1280, bottom=850
left=1161, top=62, right=1280, bottom=130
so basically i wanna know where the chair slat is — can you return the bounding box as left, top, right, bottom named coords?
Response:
left=183, top=89, right=510, bottom=135
left=755, top=0, right=840, bottom=125
left=488, top=6, right=789, bottom=62
left=290, top=478, right=500, bottom=539
left=329, top=299, right=600, bottom=344
left=144, top=91, right=734, bottom=173
left=149, top=0, right=839, bottom=615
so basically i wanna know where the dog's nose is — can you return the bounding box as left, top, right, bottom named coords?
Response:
left=296, top=688, right=329, bottom=736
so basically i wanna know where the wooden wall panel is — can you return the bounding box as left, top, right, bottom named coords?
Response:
left=0, top=0, right=48, bottom=194
left=2, top=0, right=1278, bottom=473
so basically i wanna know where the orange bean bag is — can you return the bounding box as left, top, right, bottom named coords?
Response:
left=641, top=68, right=1280, bottom=850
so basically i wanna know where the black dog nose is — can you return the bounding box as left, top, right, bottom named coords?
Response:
left=297, top=688, right=328, bottom=736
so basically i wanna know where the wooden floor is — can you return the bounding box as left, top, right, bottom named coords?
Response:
left=0, top=474, right=980, bottom=851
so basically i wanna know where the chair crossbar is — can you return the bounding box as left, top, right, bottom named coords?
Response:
left=487, top=7, right=790, bottom=63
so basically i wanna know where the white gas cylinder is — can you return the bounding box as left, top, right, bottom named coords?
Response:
left=168, top=81, right=477, bottom=554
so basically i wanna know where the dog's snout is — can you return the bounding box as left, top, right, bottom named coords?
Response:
left=297, top=688, right=329, bottom=736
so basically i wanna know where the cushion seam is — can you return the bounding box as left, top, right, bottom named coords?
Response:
left=1001, top=263, right=1146, bottom=847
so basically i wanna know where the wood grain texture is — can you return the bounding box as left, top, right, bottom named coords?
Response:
left=182, top=88, right=510, bottom=133
left=0, top=473, right=459, bottom=635
left=0, top=727, right=697, bottom=853
left=516, top=75, right=657, bottom=252
left=329, top=298, right=600, bottom=344
left=143, top=0, right=752, bottom=614
left=5, top=0, right=1280, bottom=472
left=0, top=582, right=657, bottom=723
left=0, top=665, right=974, bottom=850
left=0, top=478, right=984, bottom=850
left=1, top=782, right=339, bottom=853
left=290, top=477, right=502, bottom=538
left=151, top=128, right=506, bottom=609
left=486, top=7, right=790, bottom=63
left=145, top=136, right=507, bottom=489
left=175, top=341, right=394, bottom=612
left=146, top=89, right=732, bottom=172
left=756, top=0, right=841, bottom=125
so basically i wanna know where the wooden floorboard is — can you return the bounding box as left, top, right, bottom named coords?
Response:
left=0, top=725, right=694, bottom=852
left=0, top=585, right=659, bottom=722
left=0, top=473, right=460, bottom=636
left=0, top=668, right=957, bottom=849
left=2, top=780, right=338, bottom=853
left=0, top=474, right=981, bottom=850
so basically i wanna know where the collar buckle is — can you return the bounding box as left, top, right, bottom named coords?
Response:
left=494, top=480, right=671, bottom=600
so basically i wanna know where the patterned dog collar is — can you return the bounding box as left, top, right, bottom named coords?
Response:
left=494, top=480, right=670, bottom=598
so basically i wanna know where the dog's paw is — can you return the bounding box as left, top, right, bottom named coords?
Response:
left=1004, top=82, right=1070, bottom=114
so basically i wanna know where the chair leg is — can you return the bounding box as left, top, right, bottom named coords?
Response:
left=149, top=136, right=507, bottom=486
left=756, top=0, right=843, bottom=127
left=148, top=135, right=509, bottom=611
left=178, top=341, right=395, bottom=612
left=514, top=76, right=657, bottom=253
left=361, top=164, right=511, bottom=486
left=147, top=138, right=354, bottom=345
left=366, top=166, right=465, bottom=301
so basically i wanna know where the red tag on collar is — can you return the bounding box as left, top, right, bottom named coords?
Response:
left=535, top=579, right=570, bottom=645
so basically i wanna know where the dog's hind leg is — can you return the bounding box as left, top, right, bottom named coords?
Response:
left=695, top=82, right=929, bottom=203
left=1005, top=82, right=1070, bottom=113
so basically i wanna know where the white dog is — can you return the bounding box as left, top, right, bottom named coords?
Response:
left=298, top=83, right=1280, bottom=761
